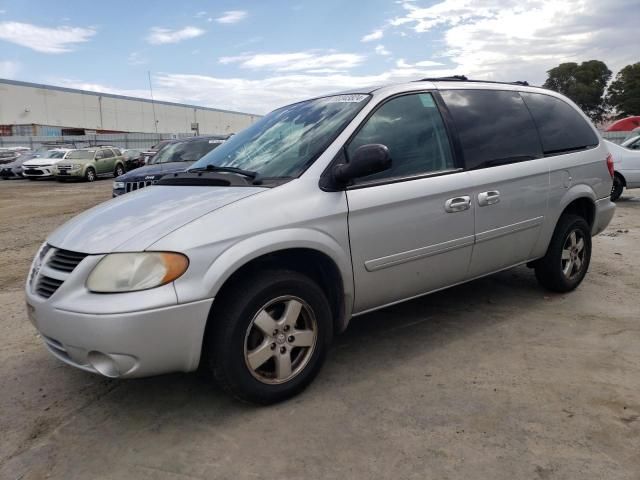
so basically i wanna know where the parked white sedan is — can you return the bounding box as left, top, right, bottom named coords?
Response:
left=605, top=140, right=640, bottom=200
left=22, top=149, right=71, bottom=179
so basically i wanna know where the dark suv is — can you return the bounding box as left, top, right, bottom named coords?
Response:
left=112, top=135, right=229, bottom=196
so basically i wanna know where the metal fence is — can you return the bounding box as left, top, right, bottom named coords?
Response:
left=0, top=132, right=198, bottom=150
left=601, top=131, right=632, bottom=144
left=0, top=130, right=636, bottom=150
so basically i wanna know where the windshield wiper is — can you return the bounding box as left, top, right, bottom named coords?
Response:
left=189, top=164, right=258, bottom=179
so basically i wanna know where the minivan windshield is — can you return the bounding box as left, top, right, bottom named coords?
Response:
left=190, top=94, right=371, bottom=178
left=152, top=138, right=224, bottom=164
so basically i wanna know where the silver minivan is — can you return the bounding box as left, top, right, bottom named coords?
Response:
left=26, top=79, right=615, bottom=404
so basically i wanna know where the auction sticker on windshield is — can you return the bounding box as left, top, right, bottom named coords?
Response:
left=323, top=94, right=368, bottom=103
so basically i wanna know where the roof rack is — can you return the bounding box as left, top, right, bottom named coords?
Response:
left=418, top=76, right=530, bottom=87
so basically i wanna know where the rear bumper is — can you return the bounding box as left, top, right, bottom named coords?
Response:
left=593, top=197, right=615, bottom=236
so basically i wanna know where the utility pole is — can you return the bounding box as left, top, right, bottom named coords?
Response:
left=148, top=71, right=158, bottom=134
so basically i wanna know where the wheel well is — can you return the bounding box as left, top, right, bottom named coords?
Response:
left=209, top=248, right=345, bottom=334
left=615, top=171, right=626, bottom=186
left=562, top=197, right=595, bottom=228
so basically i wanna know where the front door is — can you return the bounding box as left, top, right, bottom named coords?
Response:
left=346, top=92, right=476, bottom=313
left=97, top=149, right=115, bottom=174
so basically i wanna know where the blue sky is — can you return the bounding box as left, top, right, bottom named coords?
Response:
left=0, top=0, right=638, bottom=114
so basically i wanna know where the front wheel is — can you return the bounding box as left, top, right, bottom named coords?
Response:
left=534, top=214, right=591, bottom=293
left=611, top=175, right=624, bottom=201
left=85, top=167, right=96, bottom=182
left=207, top=269, right=333, bottom=404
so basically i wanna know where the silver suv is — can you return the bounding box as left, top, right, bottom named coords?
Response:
left=25, top=79, right=615, bottom=404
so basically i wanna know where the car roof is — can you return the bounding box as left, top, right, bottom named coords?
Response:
left=332, top=77, right=546, bottom=96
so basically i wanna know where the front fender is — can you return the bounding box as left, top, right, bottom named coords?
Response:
left=173, top=228, right=355, bottom=326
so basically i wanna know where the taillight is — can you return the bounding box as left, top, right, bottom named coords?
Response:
left=606, top=153, right=614, bottom=178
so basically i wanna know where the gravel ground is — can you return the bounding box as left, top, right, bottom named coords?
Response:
left=1, top=178, right=639, bottom=480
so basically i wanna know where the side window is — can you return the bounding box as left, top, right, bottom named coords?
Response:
left=346, top=93, right=454, bottom=183
left=111, top=148, right=121, bottom=156
left=440, top=89, right=542, bottom=170
left=102, top=149, right=114, bottom=158
left=94, top=150, right=104, bottom=160
left=521, top=92, right=598, bottom=156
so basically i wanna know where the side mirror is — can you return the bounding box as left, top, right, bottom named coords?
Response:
left=332, top=144, right=391, bottom=184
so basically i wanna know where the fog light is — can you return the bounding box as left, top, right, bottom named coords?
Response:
left=87, top=351, right=121, bottom=377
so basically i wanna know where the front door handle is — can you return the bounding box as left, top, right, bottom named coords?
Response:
left=444, top=196, right=471, bottom=213
left=478, top=190, right=500, bottom=207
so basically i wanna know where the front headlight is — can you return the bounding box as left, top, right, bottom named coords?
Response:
left=113, top=181, right=125, bottom=189
left=86, top=252, right=189, bottom=293
left=73, top=164, right=82, bottom=169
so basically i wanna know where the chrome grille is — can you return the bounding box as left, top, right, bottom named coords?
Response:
left=125, top=180, right=154, bottom=193
left=48, top=248, right=88, bottom=273
left=36, top=275, right=64, bottom=299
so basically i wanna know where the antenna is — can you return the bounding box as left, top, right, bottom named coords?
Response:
left=148, top=71, right=158, bottom=134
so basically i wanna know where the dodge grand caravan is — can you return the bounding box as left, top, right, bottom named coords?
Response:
left=26, top=78, right=615, bottom=404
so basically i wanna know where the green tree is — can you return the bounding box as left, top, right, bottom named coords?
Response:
left=543, top=60, right=611, bottom=123
left=607, top=63, right=640, bottom=119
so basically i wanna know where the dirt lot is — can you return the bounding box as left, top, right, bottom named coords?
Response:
left=1, top=178, right=639, bottom=479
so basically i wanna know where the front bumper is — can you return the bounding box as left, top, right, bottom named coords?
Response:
left=25, top=248, right=213, bottom=378
left=27, top=297, right=213, bottom=378
left=22, top=167, right=55, bottom=178
left=0, top=167, right=20, bottom=178
left=593, top=196, right=616, bottom=236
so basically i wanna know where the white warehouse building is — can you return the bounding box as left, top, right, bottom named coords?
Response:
left=0, top=78, right=260, bottom=136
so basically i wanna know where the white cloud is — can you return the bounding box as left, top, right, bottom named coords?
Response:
left=389, top=0, right=640, bottom=84
left=146, top=26, right=205, bottom=45
left=361, top=29, right=384, bottom=42
left=219, top=51, right=365, bottom=72
left=0, top=60, right=20, bottom=78
left=375, top=45, right=391, bottom=56
left=0, top=21, right=95, bottom=53
left=396, top=58, right=443, bottom=68
left=127, top=52, right=147, bottom=66
left=216, top=10, right=248, bottom=24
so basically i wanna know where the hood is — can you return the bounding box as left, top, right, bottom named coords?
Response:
left=116, top=161, right=194, bottom=181
left=23, top=157, right=64, bottom=167
left=47, top=185, right=267, bottom=254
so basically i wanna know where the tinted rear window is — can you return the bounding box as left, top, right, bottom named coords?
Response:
left=440, top=89, right=542, bottom=170
left=521, top=92, right=598, bottom=156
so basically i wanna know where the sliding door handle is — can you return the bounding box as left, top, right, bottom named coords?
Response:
left=478, top=190, right=500, bottom=206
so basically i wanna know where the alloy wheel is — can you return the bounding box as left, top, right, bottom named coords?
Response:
left=243, top=296, right=317, bottom=385
left=561, top=229, right=586, bottom=280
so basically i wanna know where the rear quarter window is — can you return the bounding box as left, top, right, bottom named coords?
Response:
left=440, top=89, right=542, bottom=170
left=520, top=92, right=599, bottom=156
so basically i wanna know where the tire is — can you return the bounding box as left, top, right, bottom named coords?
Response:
left=534, top=214, right=591, bottom=293
left=207, top=269, right=333, bottom=404
left=114, top=164, right=125, bottom=177
left=85, top=167, right=96, bottom=182
left=610, top=174, right=624, bottom=201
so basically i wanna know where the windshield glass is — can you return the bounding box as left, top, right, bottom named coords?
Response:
left=152, top=138, right=225, bottom=164
left=66, top=150, right=95, bottom=160
left=190, top=94, right=370, bottom=177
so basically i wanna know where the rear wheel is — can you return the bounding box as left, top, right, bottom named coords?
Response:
left=85, top=167, right=96, bottom=182
left=534, top=214, right=591, bottom=293
left=611, top=174, right=624, bottom=201
left=207, top=269, right=333, bottom=404
left=114, top=164, right=125, bottom=177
